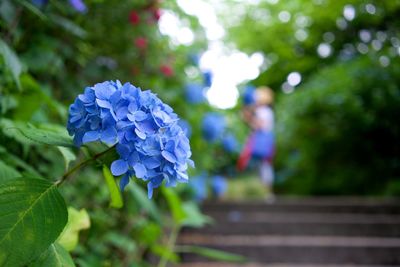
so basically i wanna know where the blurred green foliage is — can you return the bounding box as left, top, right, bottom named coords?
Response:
left=224, top=0, right=400, bottom=195
left=0, top=0, right=220, bottom=266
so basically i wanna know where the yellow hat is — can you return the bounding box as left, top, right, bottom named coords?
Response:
left=255, top=86, right=274, bottom=105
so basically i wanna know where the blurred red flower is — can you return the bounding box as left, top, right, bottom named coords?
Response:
left=134, top=37, right=148, bottom=50
left=160, top=64, right=174, bottom=77
left=129, top=11, right=140, bottom=25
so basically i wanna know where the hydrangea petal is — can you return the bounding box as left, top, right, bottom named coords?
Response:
left=82, top=131, right=100, bottom=143
left=133, top=163, right=147, bottom=178
left=111, top=159, right=129, bottom=176
left=162, top=150, right=177, bottom=163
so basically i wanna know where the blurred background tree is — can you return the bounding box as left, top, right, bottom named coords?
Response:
left=220, top=0, right=400, bottom=195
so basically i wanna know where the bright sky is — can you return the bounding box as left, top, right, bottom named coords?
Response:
left=158, top=0, right=264, bottom=109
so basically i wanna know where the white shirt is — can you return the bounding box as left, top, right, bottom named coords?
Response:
left=255, top=106, right=274, bottom=132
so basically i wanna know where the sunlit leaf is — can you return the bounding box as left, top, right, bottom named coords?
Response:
left=58, top=207, right=90, bottom=252
left=103, top=165, right=123, bottom=208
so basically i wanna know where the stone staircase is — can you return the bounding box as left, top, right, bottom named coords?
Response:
left=178, top=197, right=400, bottom=267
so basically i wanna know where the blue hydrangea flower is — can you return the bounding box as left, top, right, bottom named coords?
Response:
left=67, top=81, right=193, bottom=198
left=178, top=119, right=192, bottom=138
left=243, top=85, right=256, bottom=106
left=189, top=174, right=208, bottom=202
left=203, top=71, right=213, bottom=87
left=185, top=83, right=205, bottom=104
left=211, top=175, right=227, bottom=198
left=69, top=0, right=87, bottom=13
left=202, top=113, right=225, bottom=143
left=222, top=134, right=239, bottom=153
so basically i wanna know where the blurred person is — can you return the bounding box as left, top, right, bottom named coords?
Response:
left=238, top=86, right=275, bottom=199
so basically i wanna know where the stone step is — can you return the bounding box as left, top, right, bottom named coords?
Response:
left=179, top=263, right=395, bottom=267
left=178, top=235, right=400, bottom=265
left=205, top=211, right=400, bottom=224
left=202, top=199, right=400, bottom=214
left=183, top=221, right=400, bottom=237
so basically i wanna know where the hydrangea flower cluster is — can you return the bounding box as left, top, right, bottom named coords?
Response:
left=222, top=134, right=239, bottom=153
left=243, top=85, right=256, bottom=106
left=201, top=113, right=225, bottom=143
left=67, top=80, right=193, bottom=198
left=211, top=175, right=227, bottom=198
left=185, top=83, right=205, bottom=104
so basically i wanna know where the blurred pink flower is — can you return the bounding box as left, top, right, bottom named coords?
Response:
left=129, top=11, right=140, bottom=25
left=160, top=64, right=174, bottom=77
left=134, top=37, right=148, bottom=50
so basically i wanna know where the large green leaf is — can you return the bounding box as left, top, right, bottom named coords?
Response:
left=102, top=165, right=123, bottom=209
left=0, top=39, right=22, bottom=89
left=0, top=160, right=21, bottom=184
left=6, top=124, right=74, bottom=147
left=29, top=243, right=75, bottom=267
left=0, top=178, right=68, bottom=266
left=58, top=207, right=90, bottom=252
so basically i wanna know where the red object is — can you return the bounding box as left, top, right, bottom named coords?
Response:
left=129, top=11, right=140, bottom=25
left=152, top=8, right=162, bottom=21
left=134, top=37, right=148, bottom=49
left=160, top=64, right=174, bottom=77
left=237, top=134, right=254, bottom=171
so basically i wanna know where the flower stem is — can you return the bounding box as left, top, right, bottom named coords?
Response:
left=55, top=145, right=115, bottom=186
left=157, top=225, right=180, bottom=267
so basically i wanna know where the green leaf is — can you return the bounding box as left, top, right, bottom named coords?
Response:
left=6, top=124, right=74, bottom=147
left=20, top=0, right=47, bottom=21
left=181, top=202, right=213, bottom=228
left=58, top=207, right=90, bottom=252
left=0, top=160, right=21, bottom=184
left=49, top=14, right=87, bottom=38
left=102, top=165, right=123, bottom=209
left=162, top=187, right=186, bottom=225
left=0, top=178, right=68, bottom=266
left=151, top=244, right=179, bottom=263
left=176, top=245, right=247, bottom=263
left=57, top=147, right=76, bottom=171
left=29, top=243, right=75, bottom=267
left=103, top=232, right=136, bottom=253
left=127, top=185, right=160, bottom=222
left=0, top=39, right=22, bottom=90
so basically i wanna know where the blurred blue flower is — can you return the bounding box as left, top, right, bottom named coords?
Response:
left=69, top=0, right=87, bottom=13
left=178, top=119, right=192, bottom=138
left=189, top=174, right=208, bottom=202
left=203, top=71, right=213, bottom=87
left=222, top=134, right=239, bottom=153
left=211, top=175, right=227, bottom=198
left=202, top=113, right=225, bottom=142
left=243, top=85, right=256, bottom=105
left=185, top=83, right=205, bottom=104
left=67, top=80, right=193, bottom=198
